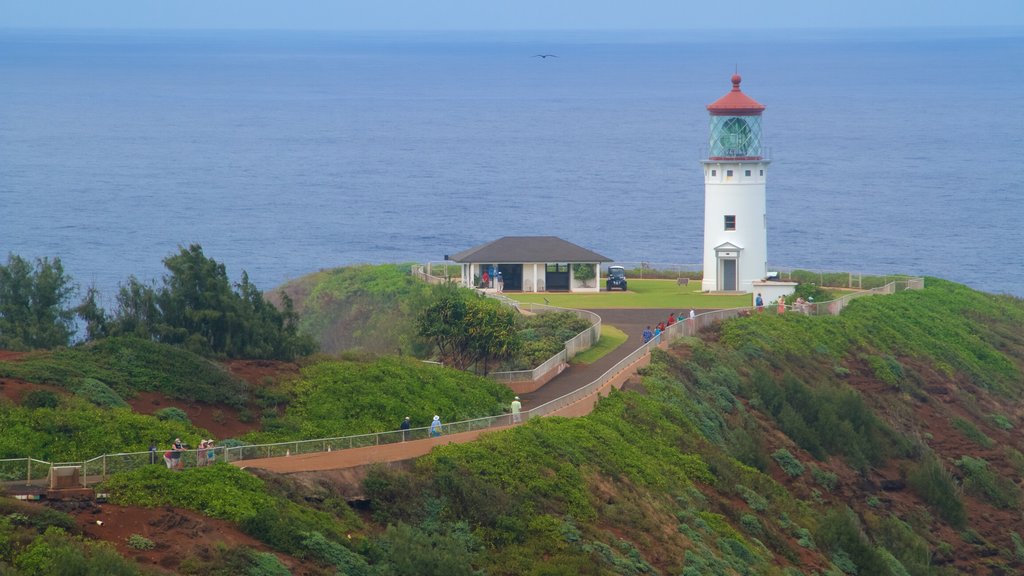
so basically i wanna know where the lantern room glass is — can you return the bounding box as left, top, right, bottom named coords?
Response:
left=708, top=115, right=763, bottom=159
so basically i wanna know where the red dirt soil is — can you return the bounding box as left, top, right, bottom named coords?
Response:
left=68, top=503, right=312, bottom=574
left=0, top=352, right=302, bottom=441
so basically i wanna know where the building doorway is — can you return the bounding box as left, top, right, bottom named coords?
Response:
left=545, top=263, right=570, bottom=291
left=720, top=258, right=737, bottom=291
left=497, top=264, right=523, bottom=291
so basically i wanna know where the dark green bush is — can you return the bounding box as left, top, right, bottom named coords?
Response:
left=811, top=465, right=838, bottom=492
left=956, top=456, right=1021, bottom=509
left=154, top=407, right=191, bottom=424
left=21, top=390, right=59, bottom=409
left=951, top=417, right=994, bottom=448
left=907, top=453, right=966, bottom=527
left=771, top=449, right=804, bottom=478
left=75, top=378, right=128, bottom=408
left=815, top=507, right=899, bottom=576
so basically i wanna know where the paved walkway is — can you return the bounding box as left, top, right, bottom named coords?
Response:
left=234, top=307, right=708, bottom=474
left=518, top=308, right=697, bottom=409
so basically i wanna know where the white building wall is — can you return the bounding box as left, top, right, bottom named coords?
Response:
left=701, top=161, right=769, bottom=292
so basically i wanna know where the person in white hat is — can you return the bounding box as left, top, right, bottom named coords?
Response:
left=429, top=415, right=443, bottom=437
left=511, top=396, right=522, bottom=424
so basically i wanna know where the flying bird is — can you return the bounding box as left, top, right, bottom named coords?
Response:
left=533, top=54, right=558, bottom=58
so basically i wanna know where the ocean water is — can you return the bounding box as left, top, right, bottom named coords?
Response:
left=1, top=28, right=1023, bottom=300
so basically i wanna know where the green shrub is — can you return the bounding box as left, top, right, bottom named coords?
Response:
left=956, top=456, right=1021, bottom=509
left=75, top=378, right=128, bottom=408
left=177, top=543, right=291, bottom=576
left=247, top=551, right=291, bottom=576
left=740, top=514, right=763, bottom=537
left=21, top=390, right=59, bottom=409
left=989, top=414, right=1013, bottom=430
left=811, top=465, right=839, bottom=492
left=369, top=522, right=480, bottom=576
left=865, top=354, right=904, bottom=388
left=508, top=311, right=592, bottom=370
left=951, top=417, right=993, bottom=448
left=907, top=453, right=966, bottom=527
left=815, top=507, right=894, bottom=576
left=125, top=534, right=155, bottom=550
left=736, top=485, right=769, bottom=512
left=772, top=449, right=804, bottom=477
left=299, top=531, right=371, bottom=575
left=1011, top=532, right=1024, bottom=562
left=155, top=407, right=191, bottom=424
left=13, top=526, right=144, bottom=575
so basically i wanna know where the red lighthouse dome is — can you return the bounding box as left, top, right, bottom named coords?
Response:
left=707, top=74, right=765, bottom=116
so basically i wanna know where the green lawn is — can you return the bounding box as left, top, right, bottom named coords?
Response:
left=510, top=279, right=750, bottom=309
left=571, top=325, right=628, bottom=365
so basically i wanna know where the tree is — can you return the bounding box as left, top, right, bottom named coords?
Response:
left=0, top=254, right=76, bottom=350
left=571, top=263, right=596, bottom=288
left=75, top=285, right=108, bottom=341
left=417, top=285, right=521, bottom=373
left=103, top=244, right=315, bottom=360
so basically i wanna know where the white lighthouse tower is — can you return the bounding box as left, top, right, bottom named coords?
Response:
left=701, top=74, right=769, bottom=293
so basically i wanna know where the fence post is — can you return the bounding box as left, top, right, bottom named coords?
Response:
left=26, top=458, right=31, bottom=486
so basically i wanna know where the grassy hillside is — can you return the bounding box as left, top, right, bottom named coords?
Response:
left=271, top=264, right=435, bottom=357
left=0, top=337, right=252, bottom=408
left=245, top=355, right=515, bottom=443
left=5, top=278, right=1024, bottom=574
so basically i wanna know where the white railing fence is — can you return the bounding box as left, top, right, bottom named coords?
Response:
left=4, top=277, right=922, bottom=489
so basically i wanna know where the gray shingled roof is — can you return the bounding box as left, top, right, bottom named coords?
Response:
left=450, top=236, right=611, bottom=263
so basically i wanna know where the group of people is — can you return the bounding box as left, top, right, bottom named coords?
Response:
left=150, top=437, right=216, bottom=470
left=398, top=395, right=524, bottom=441
left=642, top=309, right=697, bottom=344
left=480, top=268, right=504, bottom=292
left=398, top=414, right=446, bottom=440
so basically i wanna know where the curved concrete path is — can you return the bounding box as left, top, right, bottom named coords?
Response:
left=234, top=308, right=709, bottom=475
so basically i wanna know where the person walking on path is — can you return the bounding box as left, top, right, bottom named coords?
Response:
left=496, top=271, right=504, bottom=293
left=755, top=293, right=764, bottom=312
left=777, top=296, right=786, bottom=314
left=400, top=416, right=411, bottom=441
left=641, top=325, right=653, bottom=344
left=481, top=270, right=489, bottom=289
left=511, top=396, right=522, bottom=424
left=429, top=415, right=443, bottom=437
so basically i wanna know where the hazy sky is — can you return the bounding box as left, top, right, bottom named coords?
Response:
left=3, top=0, right=1023, bottom=30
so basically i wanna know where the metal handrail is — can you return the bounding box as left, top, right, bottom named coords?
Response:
left=5, top=278, right=923, bottom=487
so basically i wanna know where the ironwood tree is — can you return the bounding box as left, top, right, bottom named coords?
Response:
left=0, top=254, right=76, bottom=350
left=102, top=244, right=315, bottom=360
left=417, top=284, right=521, bottom=374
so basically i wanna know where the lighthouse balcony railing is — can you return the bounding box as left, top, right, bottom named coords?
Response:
left=699, top=146, right=771, bottom=161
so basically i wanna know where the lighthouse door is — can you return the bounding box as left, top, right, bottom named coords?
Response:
left=721, top=259, right=737, bottom=291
